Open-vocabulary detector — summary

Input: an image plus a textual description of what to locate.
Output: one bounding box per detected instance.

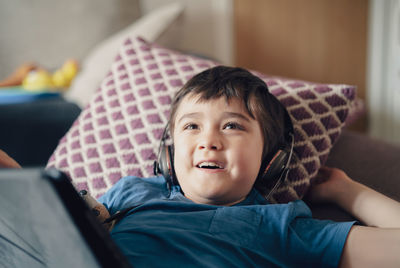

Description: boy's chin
[184,191,244,206]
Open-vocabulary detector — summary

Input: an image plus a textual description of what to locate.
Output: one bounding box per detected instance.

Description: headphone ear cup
[158,145,176,185]
[263,149,289,182]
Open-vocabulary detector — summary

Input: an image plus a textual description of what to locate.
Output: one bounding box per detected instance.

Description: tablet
[0,168,131,267]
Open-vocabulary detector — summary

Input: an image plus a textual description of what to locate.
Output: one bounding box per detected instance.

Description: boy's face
[172,94,264,206]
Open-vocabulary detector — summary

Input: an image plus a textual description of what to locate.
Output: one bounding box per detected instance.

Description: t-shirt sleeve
[98,176,168,215]
[286,201,356,267]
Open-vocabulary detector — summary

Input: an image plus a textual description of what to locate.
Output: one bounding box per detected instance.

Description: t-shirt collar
[169,186,268,206]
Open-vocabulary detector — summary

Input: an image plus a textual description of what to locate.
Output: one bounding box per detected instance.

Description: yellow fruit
[22,69,54,91]
[61,59,79,81]
[52,69,69,88]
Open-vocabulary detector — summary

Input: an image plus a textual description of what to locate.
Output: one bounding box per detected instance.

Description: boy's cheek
[173,148,190,178]
[173,138,193,161]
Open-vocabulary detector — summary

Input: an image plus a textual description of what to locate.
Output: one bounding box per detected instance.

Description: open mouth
[196,162,224,169]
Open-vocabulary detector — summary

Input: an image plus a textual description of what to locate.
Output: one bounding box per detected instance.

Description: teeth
[198,162,222,169]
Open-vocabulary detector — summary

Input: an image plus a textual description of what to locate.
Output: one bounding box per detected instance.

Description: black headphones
[257,109,294,200]
[153,106,294,199]
[153,124,177,193]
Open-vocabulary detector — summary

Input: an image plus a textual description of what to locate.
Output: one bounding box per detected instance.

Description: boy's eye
[183,123,199,130]
[223,122,244,130]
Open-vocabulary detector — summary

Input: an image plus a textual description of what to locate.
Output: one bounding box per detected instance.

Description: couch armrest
[0,97,81,166]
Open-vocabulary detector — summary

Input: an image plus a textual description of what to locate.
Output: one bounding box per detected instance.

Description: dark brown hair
[168,66,292,190]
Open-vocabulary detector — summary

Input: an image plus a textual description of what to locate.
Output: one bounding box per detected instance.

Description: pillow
[47,37,355,203]
[65,2,184,108]
[344,97,365,127]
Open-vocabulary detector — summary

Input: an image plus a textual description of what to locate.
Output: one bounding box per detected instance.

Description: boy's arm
[0,149,21,168]
[307,166,400,227]
[308,166,400,267]
[339,226,400,268]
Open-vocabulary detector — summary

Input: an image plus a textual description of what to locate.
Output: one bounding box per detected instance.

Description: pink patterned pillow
[47,37,355,203]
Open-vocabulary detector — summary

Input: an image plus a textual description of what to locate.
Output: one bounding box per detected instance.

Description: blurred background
[0,0,399,165]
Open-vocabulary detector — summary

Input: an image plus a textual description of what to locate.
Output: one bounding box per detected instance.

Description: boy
[98,66,400,267]
[2,66,400,267]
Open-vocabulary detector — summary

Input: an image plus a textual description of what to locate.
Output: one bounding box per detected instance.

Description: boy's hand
[305,166,351,204]
[79,190,112,231]
[0,149,21,168]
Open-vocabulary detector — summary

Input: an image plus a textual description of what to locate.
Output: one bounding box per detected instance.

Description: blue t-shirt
[99,176,355,268]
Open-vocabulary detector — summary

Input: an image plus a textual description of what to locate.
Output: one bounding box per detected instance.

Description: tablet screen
[0,168,128,267]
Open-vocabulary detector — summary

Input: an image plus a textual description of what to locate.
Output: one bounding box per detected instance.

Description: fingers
[311,166,332,185]
[0,150,22,168]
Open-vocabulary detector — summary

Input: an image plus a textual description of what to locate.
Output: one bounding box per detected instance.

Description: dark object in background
[0,97,81,166]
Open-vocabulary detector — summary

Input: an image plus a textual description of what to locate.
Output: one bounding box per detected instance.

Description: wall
[234,0,368,132]
[0,0,141,79]
[5,0,398,144]
[368,0,400,144]
[140,0,234,65]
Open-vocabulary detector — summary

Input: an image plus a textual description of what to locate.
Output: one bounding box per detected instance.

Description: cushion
[65,2,184,108]
[344,97,365,127]
[47,37,355,203]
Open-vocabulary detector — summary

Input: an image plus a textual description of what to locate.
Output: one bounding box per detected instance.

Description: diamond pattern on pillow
[47,37,355,203]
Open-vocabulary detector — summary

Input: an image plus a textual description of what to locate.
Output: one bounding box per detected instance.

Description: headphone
[153,105,295,199]
[153,124,177,193]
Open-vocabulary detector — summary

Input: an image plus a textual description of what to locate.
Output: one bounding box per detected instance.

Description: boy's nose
[198,131,222,150]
